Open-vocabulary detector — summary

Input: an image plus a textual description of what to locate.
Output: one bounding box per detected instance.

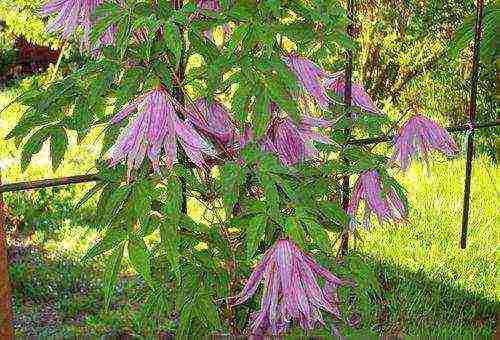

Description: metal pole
[346,120,500,146]
[0,172,14,339]
[0,174,100,193]
[0,121,497,194]
[460,0,485,249]
[340,0,354,256]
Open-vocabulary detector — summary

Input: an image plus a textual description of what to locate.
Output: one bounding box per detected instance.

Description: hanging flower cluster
[187,97,239,147]
[347,170,407,229]
[230,238,351,335]
[260,115,334,167]
[391,114,458,171]
[324,73,385,116]
[41,0,115,51]
[108,87,215,178]
[283,54,386,115]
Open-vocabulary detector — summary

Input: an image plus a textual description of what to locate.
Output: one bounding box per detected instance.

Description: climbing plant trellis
[0,0,498,337]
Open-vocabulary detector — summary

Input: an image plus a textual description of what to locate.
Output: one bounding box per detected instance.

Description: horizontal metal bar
[346,120,500,146]
[0,119,498,193]
[0,174,100,193]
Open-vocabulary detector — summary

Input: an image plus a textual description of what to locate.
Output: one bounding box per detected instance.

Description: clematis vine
[283,53,330,108]
[230,238,351,335]
[108,87,215,179]
[324,73,385,116]
[347,170,407,229]
[41,0,116,51]
[391,115,458,171]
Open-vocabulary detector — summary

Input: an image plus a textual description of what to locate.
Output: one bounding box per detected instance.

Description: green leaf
[74,182,105,211]
[283,216,306,248]
[129,179,154,220]
[221,162,243,216]
[319,201,348,226]
[246,214,266,261]
[20,127,51,172]
[298,212,331,254]
[128,235,153,287]
[160,221,180,281]
[254,87,270,137]
[49,126,68,171]
[82,227,127,263]
[115,13,132,59]
[163,22,183,65]
[103,242,124,311]
[232,79,251,129]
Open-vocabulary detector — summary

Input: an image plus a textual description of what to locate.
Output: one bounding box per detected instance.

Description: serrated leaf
[82,227,127,262]
[20,127,51,172]
[232,80,250,128]
[160,221,180,281]
[283,216,306,248]
[319,201,348,226]
[49,126,68,171]
[74,182,105,211]
[128,235,153,287]
[221,162,243,216]
[246,213,266,261]
[103,242,124,311]
[254,87,270,137]
[163,22,182,65]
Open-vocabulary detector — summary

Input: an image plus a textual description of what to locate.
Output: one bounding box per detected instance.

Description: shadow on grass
[7,240,496,337]
[340,251,496,337]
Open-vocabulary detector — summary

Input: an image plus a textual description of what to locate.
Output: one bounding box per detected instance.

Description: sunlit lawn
[1,88,498,336]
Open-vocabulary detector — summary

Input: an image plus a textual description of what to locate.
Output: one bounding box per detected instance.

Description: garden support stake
[340,0,355,256]
[0,172,14,339]
[460,0,484,249]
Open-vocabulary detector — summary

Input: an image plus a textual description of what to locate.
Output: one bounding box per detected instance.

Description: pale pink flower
[391,115,458,171]
[230,238,351,335]
[187,97,238,146]
[283,53,330,108]
[261,114,334,167]
[347,170,407,229]
[109,87,215,178]
[324,72,385,115]
[41,0,115,50]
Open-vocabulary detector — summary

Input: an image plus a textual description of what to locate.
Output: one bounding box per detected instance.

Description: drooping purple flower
[108,87,215,178]
[391,115,458,171]
[283,53,330,108]
[230,238,350,335]
[187,97,238,146]
[41,0,116,51]
[324,73,385,115]
[347,170,407,229]
[261,114,334,167]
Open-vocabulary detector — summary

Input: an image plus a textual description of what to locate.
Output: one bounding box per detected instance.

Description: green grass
[0,87,498,336]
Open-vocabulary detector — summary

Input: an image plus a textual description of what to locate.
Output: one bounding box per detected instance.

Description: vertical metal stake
[340,0,354,256]
[0,172,14,339]
[460,0,484,249]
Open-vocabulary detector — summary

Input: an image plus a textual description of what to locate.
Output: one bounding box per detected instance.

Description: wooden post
[0,172,14,339]
[460,0,485,249]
